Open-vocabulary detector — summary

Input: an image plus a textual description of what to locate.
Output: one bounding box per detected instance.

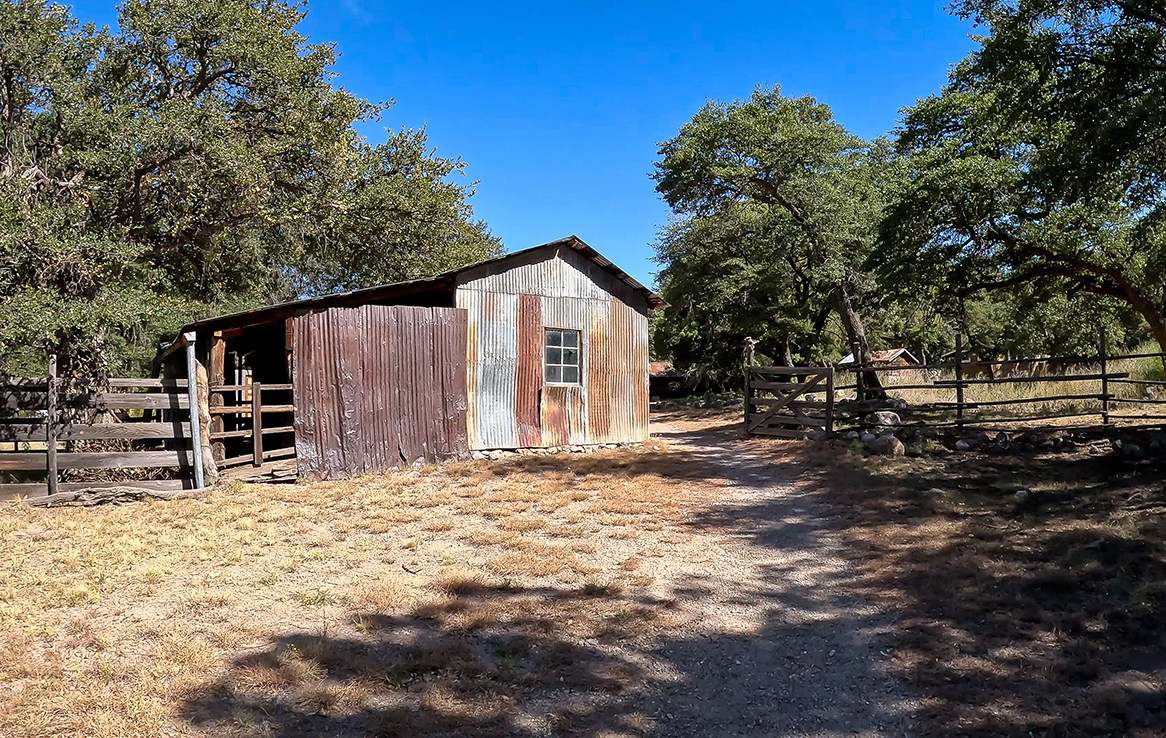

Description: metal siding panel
[291,305,469,479]
[587,298,612,444]
[540,296,590,444]
[457,289,480,450]
[476,292,518,449]
[515,294,543,447]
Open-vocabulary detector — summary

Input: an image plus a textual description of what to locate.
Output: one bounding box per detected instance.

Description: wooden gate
[745,366,835,438]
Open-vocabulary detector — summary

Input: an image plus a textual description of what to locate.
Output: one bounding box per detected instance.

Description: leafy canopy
[0,0,498,375]
[877,0,1166,354]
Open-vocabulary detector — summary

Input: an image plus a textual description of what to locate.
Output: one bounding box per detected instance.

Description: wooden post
[46,355,58,496]
[743,337,757,436]
[208,331,226,463]
[184,332,206,489]
[1099,327,1110,426]
[852,341,864,403]
[825,365,835,435]
[954,332,965,431]
[252,381,263,466]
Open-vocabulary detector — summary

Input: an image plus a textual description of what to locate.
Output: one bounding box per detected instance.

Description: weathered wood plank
[0,479,192,500]
[0,450,196,470]
[67,393,189,411]
[0,421,188,442]
[209,425,295,440]
[218,446,296,469]
[210,404,294,415]
[106,378,188,389]
[210,383,293,392]
[748,414,829,428]
[747,426,814,438]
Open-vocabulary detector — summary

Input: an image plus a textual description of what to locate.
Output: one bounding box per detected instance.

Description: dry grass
[0,438,722,738]
[797,438,1166,737]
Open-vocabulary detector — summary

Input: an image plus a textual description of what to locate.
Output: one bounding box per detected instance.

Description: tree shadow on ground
[693,437,1166,737]
[179,581,909,737]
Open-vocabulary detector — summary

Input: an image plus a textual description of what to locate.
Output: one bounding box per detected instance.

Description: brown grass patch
[0,432,728,737]
[795,438,1166,737]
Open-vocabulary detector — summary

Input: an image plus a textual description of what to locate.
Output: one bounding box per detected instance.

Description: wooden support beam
[209,331,226,463]
[184,332,205,489]
[46,355,58,496]
[252,381,263,466]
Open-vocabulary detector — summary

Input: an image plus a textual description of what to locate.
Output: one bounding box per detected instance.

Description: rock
[1150,438,1161,452]
[969,431,992,447]
[869,435,905,456]
[995,431,1011,444]
[860,433,877,445]
[1014,489,1031,503]
[925,487,947,496]
[1122,443,1145,458]
[954,439,972,451]
[868,411,901,427]
[844,430,860,440]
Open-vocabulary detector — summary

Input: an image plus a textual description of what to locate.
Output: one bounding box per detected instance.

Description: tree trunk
[1122,286,1166,375]
[833,282,885,398]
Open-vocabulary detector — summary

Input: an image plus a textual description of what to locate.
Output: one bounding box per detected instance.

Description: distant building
[837,348,924,384]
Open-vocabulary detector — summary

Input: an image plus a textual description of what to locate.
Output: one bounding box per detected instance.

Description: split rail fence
[746,332,1166,438]
[0,359,202,501]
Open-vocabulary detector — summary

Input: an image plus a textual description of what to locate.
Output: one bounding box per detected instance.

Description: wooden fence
[833,335,1166,432]
[745,332,1166,438]
[744,365,835,438]
[0,358,204,501]
[209,381,297,479]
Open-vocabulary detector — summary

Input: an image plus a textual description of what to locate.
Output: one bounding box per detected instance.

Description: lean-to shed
[162,236,664,481]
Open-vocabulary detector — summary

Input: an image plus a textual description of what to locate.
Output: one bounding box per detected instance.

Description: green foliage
[0,0,498,375]
[652,86,889,380]
[877,1,1166,355]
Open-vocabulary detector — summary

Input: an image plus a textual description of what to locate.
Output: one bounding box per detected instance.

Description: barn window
[545,329,581,384]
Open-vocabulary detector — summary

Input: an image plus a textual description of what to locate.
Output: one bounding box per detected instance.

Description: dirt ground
[1,412,914,738]
[803,430,1166,738]
[9,411,1161,738]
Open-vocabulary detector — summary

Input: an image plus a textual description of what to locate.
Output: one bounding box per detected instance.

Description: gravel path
[639,419,916,737]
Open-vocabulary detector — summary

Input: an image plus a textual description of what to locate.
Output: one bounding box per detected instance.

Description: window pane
[546,330,562,347]
[545,347,561,365]
[562,347,579,367]
[562,331,579,348]
[562,366,579,384]
[546,365,562,383]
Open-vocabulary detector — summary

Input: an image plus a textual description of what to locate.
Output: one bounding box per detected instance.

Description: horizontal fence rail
[827,330,1166,433]
[0,352,205,501]
[744,365,835,439]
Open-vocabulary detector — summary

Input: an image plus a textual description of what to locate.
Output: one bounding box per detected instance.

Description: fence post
[252,381,263,466]
[184,332,206,489]
[825,366,835,435]
[852,340,864,402]
[954,332,965,431]
[46,355,58,496]
[1099,327,1110,426]
[743,337,757,436]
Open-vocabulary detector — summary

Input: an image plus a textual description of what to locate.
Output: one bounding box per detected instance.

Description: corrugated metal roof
[171,235,665,341]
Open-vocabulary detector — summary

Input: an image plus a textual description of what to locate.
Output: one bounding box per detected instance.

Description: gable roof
[175,235,665,338]
[837,348,922,366]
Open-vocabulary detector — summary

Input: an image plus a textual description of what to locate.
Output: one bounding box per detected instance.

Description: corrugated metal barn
[163,236,664,481]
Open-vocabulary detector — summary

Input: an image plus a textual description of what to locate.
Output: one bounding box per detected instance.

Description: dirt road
[639,416,915,737]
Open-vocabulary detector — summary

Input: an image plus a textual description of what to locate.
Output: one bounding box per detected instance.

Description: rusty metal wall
[292,305,469,481]
[456,247,650,449]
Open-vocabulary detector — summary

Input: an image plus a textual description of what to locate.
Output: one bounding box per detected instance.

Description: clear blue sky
[72,0,978,288]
